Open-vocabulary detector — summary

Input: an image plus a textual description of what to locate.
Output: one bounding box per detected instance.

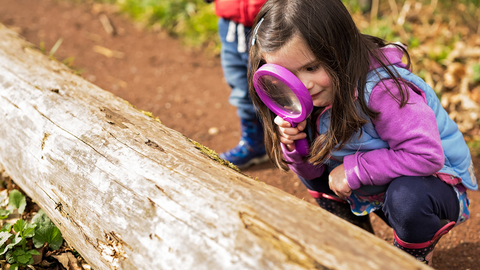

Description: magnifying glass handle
[295,138,309,156]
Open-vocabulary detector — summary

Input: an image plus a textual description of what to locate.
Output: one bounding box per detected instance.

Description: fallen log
[0,24,429,270]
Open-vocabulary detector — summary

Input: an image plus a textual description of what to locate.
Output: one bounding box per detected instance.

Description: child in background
[204,0,268,169]
[248,0,477,265]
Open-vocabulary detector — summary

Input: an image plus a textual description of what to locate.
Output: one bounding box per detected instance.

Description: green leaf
[13,249,28,264]
[0,231,13,256]
[28,249,40,256]
[12,219,25,234]
[23,225,36,239]
[32,210,53,228]
[32,209,64,249]
[0,246,7,256]
[7,190,26,214]
[0,231,13,247]
[12,219,36,238]
[6,250,14,263]
[1,223,13,232]
[48,227,63,250]
[0,235,22,256]
[472,64,480,83]
[12,248,34,265]
[0,209,11,219]
[33,224,63,250]
[9,263,19,270]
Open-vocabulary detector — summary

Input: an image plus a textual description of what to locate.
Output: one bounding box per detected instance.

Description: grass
[94,0,220,52]
[87,0,479,70]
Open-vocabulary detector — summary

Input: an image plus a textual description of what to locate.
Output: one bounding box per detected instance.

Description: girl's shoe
[314,193,374,233]
[393,220,455,265]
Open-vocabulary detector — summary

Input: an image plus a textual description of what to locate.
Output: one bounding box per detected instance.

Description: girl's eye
[306,65,320,72]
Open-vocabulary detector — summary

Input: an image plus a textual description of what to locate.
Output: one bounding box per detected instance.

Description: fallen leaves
[52,252,82,270]
[355,1,480,141]
[443,62,466,89]
[440,42,480,138]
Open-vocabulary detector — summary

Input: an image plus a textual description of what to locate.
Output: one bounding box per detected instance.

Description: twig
[49,38,63,56]
[99,14,116,36]
[477,8,480,35]
[370,0,379,23]
[428,0,438,16]
[397,1,411,26]
[93,45,124,59]
[388,0,399,20]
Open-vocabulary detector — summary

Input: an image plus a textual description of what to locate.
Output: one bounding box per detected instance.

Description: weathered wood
[0,24,429,270]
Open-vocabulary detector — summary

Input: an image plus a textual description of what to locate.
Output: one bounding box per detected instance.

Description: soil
[1,0,479,269]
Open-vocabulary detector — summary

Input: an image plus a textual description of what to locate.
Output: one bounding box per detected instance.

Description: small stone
[208,127,219,135]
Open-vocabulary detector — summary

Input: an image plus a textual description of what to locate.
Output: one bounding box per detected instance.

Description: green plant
[0,190,64,269]
[5,219,39,269]
[32,210,64,250]
[472,64,480,83]
[467,139,480,157]
[92,0,218,49]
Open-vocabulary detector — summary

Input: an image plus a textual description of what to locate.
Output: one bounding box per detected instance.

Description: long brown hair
[248,0,411,170]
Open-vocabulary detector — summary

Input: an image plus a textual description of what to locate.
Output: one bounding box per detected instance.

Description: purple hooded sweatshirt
[282,46,445,190]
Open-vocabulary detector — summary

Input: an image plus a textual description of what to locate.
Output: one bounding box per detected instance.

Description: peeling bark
[0,24,429,270]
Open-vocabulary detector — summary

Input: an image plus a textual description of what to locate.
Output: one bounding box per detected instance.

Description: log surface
[0,24,428,270]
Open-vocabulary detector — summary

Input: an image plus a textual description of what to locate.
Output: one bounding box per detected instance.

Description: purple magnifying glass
[253,64,313,156]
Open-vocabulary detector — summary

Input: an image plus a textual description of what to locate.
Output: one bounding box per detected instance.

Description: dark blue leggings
[300,172,460,243]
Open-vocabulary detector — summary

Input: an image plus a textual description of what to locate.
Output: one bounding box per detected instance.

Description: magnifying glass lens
[259,75,302,116]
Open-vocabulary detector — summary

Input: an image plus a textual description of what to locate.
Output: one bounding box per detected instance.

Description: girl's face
[262,36,333,108]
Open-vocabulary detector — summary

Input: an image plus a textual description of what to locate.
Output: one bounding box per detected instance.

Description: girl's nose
[299,75,314,90]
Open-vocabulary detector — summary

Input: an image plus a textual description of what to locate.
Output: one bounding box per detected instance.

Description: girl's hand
[329,164,352,198]
[274,116,307,151]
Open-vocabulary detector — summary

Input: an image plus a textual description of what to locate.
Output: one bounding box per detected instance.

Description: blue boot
[219,118,269,169]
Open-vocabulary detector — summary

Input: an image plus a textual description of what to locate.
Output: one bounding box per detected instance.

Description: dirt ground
[1,0,479,269]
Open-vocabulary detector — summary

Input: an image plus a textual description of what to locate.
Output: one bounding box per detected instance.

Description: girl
[248,0,477,265]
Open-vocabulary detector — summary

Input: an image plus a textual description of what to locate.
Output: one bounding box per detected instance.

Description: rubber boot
[393,220,456,266]
[313,191,374,233]
[219,118,268,169]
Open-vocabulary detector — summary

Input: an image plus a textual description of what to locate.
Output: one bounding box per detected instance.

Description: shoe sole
[235,154,269,170]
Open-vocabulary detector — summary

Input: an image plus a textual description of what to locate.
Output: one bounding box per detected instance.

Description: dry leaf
[52,252,83,270]
[443,92,480,133]
[32,244,47,265]
[443,62,466,89]
[470,86,480,104]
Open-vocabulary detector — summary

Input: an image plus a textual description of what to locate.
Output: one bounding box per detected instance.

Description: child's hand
[274,116,307,151]
[328,164,352,198]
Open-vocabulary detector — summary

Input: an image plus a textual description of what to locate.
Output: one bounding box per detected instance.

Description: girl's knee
[383,176,434,220]
[385,176,430,204]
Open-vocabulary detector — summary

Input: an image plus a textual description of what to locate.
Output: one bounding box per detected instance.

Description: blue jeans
[218,18,257,120]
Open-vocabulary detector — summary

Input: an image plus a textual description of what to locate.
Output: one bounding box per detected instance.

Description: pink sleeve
[344,80,445,190]
[281,144,325,180]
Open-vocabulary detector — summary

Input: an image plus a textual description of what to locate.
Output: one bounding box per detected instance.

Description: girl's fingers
[275,115,306,145]
[279,136,294,145]
[278,126,299,136]
[279,134,305,148]
[274,116,291,127]
[279,131,306,142]
[297,119,307,131]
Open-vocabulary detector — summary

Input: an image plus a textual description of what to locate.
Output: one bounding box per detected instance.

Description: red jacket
[214,0,266,27]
